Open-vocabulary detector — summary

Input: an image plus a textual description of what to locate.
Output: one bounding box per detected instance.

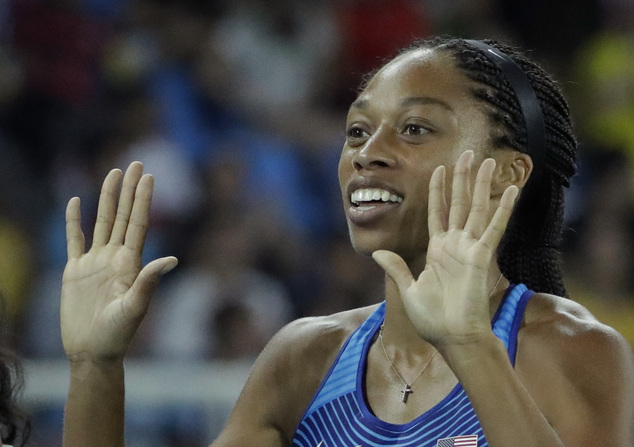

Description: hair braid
[0,298,30,446]
[402,37,578,296]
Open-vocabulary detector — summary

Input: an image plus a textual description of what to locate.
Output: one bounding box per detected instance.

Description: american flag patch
[436,434,478,446]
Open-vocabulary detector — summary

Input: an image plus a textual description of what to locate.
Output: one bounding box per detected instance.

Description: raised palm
[61,162,177,362]
[373,151,519,346]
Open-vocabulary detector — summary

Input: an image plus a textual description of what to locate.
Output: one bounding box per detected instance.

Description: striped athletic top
[292,283,534,447]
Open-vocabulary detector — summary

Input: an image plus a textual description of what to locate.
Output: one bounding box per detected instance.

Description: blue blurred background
[0,0,633,445]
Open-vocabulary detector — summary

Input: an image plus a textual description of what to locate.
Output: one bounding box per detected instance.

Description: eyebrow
[351,96,455,113]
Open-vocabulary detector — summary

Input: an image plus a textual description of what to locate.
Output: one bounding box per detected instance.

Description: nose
[351,130,397,171]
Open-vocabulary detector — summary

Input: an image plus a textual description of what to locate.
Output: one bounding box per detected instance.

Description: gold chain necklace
[379,272,504,403]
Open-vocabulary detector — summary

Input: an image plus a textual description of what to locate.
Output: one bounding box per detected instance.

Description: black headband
[464,40,546,170]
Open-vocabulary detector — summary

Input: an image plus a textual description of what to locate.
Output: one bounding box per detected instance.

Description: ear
[491,151,533,197]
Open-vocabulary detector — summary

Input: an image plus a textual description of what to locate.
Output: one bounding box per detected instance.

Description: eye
[346,125,370,144]
[402,123,430,136]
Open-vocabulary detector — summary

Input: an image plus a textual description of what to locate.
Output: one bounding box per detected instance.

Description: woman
[61,37,634,446]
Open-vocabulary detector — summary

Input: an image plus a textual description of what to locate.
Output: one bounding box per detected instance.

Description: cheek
[406,175,433,227]
[337,148,352,191]
[455,113,494,154]
[402,153,438,198]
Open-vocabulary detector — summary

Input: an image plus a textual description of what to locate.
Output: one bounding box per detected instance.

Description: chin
[350,231,428,264]
[348,231,396,258]
[347,238,374,257]
[350,245,375,258]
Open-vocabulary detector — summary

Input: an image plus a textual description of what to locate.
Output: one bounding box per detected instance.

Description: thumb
[125,256,178,318]
[372,250,414,292]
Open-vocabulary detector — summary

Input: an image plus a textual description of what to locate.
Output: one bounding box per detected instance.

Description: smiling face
[338,48,497,266]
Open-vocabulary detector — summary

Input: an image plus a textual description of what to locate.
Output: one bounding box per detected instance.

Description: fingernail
[161,258,178,275]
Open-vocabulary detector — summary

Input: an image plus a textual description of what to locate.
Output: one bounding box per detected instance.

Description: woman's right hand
[61,162,177,364]
[373,151,518,349]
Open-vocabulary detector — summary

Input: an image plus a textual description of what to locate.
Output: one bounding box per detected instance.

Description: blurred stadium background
[0,0,633,445]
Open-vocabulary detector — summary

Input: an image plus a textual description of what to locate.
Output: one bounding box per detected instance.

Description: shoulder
[271,304,379,359]
[521,292,632,357]
[519,292,633,374]
[263,304,379,399]
[517,293,634,442]
[218,304,380,444]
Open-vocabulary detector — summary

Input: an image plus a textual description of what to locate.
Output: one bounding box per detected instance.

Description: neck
[381,259,508,351]
[382,280,433,357]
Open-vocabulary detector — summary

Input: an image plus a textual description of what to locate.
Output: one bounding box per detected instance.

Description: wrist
[65,355,126,447]
[435,331,507,370]
[68,355,125,381]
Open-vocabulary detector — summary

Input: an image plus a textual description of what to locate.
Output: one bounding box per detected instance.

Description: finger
[124,256,178,319]
[65,197,85,260]
[427,165,447,236]
[372,250,414,293]
[110,162,144,245]
[448,150,474,230]
[464,158,496,238]
[480,185,519,253]
[124,174,154,253]
[92,168,122,247]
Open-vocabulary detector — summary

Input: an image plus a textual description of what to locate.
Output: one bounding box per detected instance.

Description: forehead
[356,48,475,110]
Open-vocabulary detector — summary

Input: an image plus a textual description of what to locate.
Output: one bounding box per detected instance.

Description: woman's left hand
[373,150,518,348]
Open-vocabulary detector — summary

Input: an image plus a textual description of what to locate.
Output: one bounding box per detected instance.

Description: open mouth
[351,188,403,210]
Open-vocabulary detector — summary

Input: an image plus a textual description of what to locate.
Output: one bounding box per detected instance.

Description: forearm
[63,359,126,447]
[439,333,564,447]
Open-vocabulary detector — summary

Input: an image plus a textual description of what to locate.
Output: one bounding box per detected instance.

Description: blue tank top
[292,284,534,447]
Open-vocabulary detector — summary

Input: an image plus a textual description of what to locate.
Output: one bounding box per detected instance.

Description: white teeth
[351,188,403,205]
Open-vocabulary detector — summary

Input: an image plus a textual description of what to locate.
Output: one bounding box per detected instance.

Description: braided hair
[400,37,578,297]
[0,297,30,446]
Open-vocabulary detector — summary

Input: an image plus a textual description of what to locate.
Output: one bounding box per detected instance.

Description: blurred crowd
[0,0,633,444]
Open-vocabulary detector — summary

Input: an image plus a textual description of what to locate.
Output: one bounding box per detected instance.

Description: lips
[345,179,404,225]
